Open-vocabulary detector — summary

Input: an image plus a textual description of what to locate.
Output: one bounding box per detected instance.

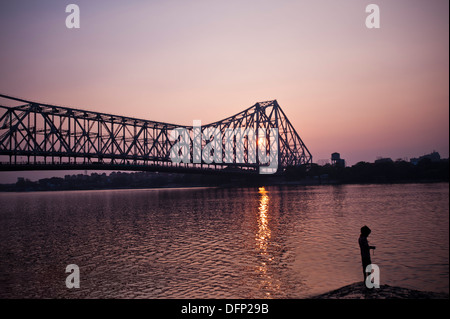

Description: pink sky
[0,0,448,182]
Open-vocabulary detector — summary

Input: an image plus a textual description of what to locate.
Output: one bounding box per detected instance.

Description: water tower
[331,152,345,167]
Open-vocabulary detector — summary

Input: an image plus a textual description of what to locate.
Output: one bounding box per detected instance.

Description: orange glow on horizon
[0,0,447,170]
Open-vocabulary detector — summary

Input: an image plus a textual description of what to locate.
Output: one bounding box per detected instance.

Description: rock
[311,282,449,299]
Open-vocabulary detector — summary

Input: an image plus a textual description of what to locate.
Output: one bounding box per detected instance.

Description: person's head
[360,225,371,237]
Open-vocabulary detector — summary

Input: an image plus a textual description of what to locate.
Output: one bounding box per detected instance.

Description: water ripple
[0,184,448,298]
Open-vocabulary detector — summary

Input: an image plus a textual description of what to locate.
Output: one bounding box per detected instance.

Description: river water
[0,183,448,298]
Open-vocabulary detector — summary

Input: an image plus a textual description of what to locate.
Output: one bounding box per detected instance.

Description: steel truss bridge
[0,94,312,175]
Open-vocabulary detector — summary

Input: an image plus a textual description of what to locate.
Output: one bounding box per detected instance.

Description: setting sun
[257,137,267,146]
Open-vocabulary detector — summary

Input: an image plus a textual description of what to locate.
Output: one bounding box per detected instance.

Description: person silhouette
[359,225,376,283]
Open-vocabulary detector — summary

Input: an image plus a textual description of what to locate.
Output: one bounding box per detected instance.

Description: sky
[0,0,448,182]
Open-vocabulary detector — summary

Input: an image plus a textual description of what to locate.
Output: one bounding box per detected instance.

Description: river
[0,183,448,298]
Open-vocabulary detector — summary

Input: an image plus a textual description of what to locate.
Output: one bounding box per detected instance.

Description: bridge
[0,94,312,175]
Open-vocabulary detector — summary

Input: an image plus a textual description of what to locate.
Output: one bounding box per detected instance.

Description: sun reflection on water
[257,187,271,250]
[256,187,281,297]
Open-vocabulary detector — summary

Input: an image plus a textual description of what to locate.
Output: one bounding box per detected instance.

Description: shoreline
[0,179,448,193]
[310,282,449,299]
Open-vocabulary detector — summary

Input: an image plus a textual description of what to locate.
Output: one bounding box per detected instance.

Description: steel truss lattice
[0,94,312,174]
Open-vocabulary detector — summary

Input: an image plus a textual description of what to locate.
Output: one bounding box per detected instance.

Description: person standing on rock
[359,225,376,283]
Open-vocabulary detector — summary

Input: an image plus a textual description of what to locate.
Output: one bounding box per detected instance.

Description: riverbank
[311,282,449,299]
[0,170,448,192]
[1,157,448,192]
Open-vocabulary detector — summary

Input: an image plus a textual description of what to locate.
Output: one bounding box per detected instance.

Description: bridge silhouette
[0,94,312,175]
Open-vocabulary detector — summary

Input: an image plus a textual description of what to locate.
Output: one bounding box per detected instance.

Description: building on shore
[375,157,393,164]
[410,151,441,165]
[331,152,345,167]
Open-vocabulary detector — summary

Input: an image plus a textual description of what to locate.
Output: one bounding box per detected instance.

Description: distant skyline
[0,0,448,183]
